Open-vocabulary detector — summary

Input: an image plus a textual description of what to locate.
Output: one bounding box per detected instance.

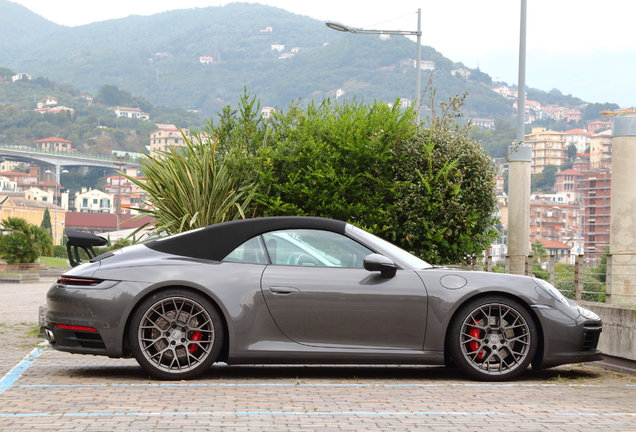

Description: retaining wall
[579,301,636,361]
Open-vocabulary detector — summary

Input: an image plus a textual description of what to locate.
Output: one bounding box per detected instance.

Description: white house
[11,73,31,82]
[199,56,214,64]
[420,60,436,70]
[271,45,284,52]
[36,97,58,109]
[25,187,54,203]
[0,176,17,192]
[451,68,471,79]
[74,189,114,213]
[261,107,275,119]
[114,107,150,120]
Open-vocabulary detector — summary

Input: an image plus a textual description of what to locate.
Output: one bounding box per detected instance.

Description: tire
[448,295,537,381]
[129,289,224,380]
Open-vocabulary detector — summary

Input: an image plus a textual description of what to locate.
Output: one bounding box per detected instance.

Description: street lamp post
[326,9,422,115]
[45,168,68,245]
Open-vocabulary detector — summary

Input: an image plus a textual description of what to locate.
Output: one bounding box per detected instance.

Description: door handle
[269,286,299,295]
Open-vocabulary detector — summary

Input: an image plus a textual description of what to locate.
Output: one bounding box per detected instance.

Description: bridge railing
[0,144,143,163]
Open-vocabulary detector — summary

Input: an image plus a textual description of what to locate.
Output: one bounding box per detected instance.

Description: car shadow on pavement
[61,362,604,383]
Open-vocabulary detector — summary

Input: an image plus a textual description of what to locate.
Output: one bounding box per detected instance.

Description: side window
[262,229,373,268]
[223,237,267,264]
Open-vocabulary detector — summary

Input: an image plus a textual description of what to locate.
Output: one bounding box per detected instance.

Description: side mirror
[363,254,397,278]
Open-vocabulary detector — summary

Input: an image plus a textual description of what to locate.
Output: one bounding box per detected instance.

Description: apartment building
[525,127,567,174]
[149,125,192,158]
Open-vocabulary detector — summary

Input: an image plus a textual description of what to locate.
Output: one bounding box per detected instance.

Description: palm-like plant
[125,133,256,237]
[0,217,54,263]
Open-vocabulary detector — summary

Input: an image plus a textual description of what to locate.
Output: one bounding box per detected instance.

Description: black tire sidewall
[129,288,224,380]
[449,295,537,381]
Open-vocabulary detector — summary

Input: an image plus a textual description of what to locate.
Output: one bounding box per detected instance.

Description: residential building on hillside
[587,120,611,132]
[73,188,113,213]
[564,128,592,154]
[36,97,58,109]
[513,100,541,111]
[530,238,572,264]
[34,137,73,152]
[261,107,275,118]
[0,167,40,191]
[540,105,568,121]
[199,56,214,64]
[102,167,147,214]
[589,129,612,169]
[529,200,578,244]
[566,109,582,123]
[492,86,517,99]
[554,168,582,204]
[0,160,25,172]
[24,187,53,202]
[579,169,611,255]
[419,60,436,70]
[79,93,93,104]
[46,106,75,115]
[469,118,495,129]
[11,73,31,82]
[525,127,567,174]
[450,68,471,79]
[0,176,17,192]
[149,125,192,158]
[114,106,150,120]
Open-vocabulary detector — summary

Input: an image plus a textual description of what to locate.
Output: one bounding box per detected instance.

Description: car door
[260,229,428,350]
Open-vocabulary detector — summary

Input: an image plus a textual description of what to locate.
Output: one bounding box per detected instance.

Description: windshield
[349,225,433,269]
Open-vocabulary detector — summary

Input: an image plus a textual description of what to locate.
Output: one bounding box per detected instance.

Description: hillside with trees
[1,1,521,120]
[0,0,621,164]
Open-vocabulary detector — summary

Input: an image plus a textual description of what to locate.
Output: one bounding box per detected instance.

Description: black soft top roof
[145,216,347,261]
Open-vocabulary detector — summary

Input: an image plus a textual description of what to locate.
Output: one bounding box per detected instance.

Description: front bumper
[533,304,603,368]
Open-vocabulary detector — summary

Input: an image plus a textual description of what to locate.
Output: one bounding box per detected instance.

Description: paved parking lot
[1,283,635,431]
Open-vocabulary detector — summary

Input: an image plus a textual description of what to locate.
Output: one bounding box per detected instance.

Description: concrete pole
[507,0,531,275]
[609,116,636,305]
[415,8,421,116]
[507,146,532,274]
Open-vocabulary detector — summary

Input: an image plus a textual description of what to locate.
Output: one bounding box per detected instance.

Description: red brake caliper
[469,322,485,359]
[189,331,202,354]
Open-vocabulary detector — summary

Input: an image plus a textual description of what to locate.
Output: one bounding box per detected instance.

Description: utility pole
[507,0,531,275]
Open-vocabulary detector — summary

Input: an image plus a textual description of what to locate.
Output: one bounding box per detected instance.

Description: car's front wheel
[129,289,223,380]
[448,296,537,381]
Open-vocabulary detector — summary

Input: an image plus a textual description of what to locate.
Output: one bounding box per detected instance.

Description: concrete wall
[579,301,636,361]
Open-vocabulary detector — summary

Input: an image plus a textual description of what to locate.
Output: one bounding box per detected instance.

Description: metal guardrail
[480,253,636,304]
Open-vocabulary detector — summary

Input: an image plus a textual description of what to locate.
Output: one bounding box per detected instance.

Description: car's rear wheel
[129,289,223,380]
[449,296,537,381]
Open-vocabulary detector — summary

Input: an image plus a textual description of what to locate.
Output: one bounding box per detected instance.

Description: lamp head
[325,21,351,32]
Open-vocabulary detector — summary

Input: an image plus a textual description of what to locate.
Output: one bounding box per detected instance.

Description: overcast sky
[11,0,636,106]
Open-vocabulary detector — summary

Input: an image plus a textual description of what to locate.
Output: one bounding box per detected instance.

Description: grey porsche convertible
[42,216,602,381]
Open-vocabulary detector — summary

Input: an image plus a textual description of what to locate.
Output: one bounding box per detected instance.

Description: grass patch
[27,324,41,336]
[39,256,71,268]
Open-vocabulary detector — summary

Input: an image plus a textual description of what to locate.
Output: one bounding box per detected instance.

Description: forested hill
[0,0,518,119]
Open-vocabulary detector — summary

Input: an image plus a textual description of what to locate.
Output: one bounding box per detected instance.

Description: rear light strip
[57,277,103,286]
[56,324,99,332]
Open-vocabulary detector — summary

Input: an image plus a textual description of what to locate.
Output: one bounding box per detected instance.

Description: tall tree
[40,207,52,231]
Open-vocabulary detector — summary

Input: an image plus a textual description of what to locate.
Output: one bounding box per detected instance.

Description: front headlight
[534,278,569,305]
